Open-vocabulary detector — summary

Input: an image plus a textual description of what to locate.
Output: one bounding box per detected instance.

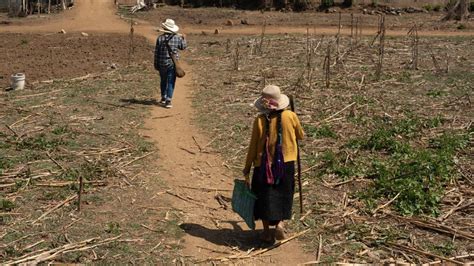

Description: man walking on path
[154,19,187,108]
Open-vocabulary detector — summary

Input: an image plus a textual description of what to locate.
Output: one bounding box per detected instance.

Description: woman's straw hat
[254,85,290,113]
[161,18,179,33]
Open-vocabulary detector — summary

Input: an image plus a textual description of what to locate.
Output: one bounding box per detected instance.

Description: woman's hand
[244,174,250,188]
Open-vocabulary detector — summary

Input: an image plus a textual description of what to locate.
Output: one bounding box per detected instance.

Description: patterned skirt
[251,161,295,223]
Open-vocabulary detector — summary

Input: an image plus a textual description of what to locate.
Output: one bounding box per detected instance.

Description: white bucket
[11,73,26,90]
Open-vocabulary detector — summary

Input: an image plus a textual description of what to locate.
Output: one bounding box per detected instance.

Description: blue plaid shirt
[154,33,187,70]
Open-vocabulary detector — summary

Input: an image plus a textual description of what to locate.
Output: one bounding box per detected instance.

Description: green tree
[343,0,354,7]
[320,0,334,9]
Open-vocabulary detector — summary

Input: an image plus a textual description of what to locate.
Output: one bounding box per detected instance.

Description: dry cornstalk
[393,215,474,240]
[301,162,323,174]
[0,212,21,216]
[305,28,315,89]
[299,210,312,221]
[320,102,356,123]
[323,45,331,89]
[225,38,230,53]
[179,146,196,155]
[386,242,463,264]
[166,190,218,210]
[355,17,359,44]
[350,13,354,46]
[6,235,123,264]
[192,136,203,152]
[31,194,78,224]
[149,241,162,252]
[336,12,341,56]
[201,229,311,262]
[46,152,66,172]
[316,234,323,261]
[21,240,45,252]
[77,175,84,212]
[177,185,231,192]
[5,124,19,137]
[232,42,240,71]
[375,15,386,81]
[438,199,472,221]
[358,74,365,89]
[141,224,160,232]
[258,20,266,55]
[372,192,401,216]
[119,150,156,168]
[445,46,450,73]
[407,24,419,70]
[35,180,107,187]
[428,45,441,72]
[9,114,34,127]
[427,253,474,265]
[128,18,135,66]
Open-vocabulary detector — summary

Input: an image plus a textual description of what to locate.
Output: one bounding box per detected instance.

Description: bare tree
[443,0,470,21]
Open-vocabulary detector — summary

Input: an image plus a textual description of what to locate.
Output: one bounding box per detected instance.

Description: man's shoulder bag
[165,36,186,78]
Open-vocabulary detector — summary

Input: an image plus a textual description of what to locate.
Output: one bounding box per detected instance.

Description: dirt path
[190,25,474,37]
[1,1,314,264]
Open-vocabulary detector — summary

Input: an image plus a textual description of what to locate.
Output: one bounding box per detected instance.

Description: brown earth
[0,33,151,87]
[1,0,314,264]
[127,5,474,36]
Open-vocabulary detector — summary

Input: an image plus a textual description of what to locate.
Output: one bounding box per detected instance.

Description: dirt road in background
[1,0,314,263]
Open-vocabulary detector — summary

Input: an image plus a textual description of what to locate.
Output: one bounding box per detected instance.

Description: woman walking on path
[243,85,304,243]
[154,19,187,108]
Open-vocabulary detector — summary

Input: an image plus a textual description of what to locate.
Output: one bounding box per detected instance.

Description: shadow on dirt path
[1,0,315,264]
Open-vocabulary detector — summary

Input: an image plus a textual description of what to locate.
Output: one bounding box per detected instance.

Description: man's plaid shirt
[154,33,187,70]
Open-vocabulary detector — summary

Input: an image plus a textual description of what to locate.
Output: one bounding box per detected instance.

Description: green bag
[231,179,257,230]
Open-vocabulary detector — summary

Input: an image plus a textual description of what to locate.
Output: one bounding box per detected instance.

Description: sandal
[259,230,274,243]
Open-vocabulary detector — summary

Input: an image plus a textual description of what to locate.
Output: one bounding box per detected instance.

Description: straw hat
[254,85,290,113]
[161,18,179,33]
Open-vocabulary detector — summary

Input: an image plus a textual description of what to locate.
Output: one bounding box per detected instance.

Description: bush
[470,1,474,12]
[342,0,354,7]
[320,0,334,9]
[424,4,433,11]
[0,198,15,211]
[367,145,458,216]
[348,118,468,216]
[293,0,313,11]
[304,124,338,139]
[433,4,442,11]
[320,150,361,179]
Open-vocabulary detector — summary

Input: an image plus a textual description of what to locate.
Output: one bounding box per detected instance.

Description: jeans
[158,65,176,101]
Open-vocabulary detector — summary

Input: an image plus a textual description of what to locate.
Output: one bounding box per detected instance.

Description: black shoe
[165,100,172,108]
[160,97,166,104]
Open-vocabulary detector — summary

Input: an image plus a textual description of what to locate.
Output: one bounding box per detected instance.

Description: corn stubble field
[189,28,473,263]
[0,61,183,263]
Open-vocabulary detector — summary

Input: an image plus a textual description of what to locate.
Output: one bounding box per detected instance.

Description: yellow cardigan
[243,110,304,176]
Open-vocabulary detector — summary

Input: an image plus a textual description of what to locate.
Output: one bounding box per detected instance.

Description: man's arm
[154,37,161,70]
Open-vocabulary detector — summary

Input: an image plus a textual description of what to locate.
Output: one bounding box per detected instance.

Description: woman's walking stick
[289,95,304,215]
